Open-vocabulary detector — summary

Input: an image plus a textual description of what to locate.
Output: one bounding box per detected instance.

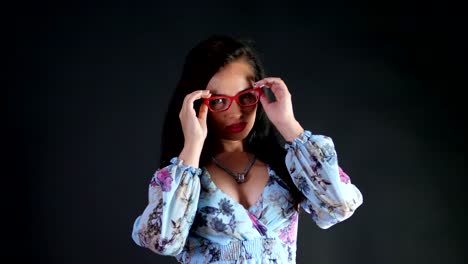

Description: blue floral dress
[132,130,363,263]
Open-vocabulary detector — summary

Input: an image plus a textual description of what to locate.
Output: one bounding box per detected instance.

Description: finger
[259,92,270,107]
[254,77,284,87]
[197,93,212,113]
[184,90,209,103]
[184,90,210,105]
[181,90,208,119]
[255,78,285,91]
[198,103,209,123]
[184,90,211,111]
[255,78,289,98]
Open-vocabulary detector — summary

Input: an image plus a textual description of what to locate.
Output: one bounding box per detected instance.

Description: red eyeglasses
[203,87,263,112]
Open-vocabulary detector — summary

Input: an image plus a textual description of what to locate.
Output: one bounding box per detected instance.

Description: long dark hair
[159,34,304,210]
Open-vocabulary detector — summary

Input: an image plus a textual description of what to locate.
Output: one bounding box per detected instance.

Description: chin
[218,125,254,142]
[223,131,250,141]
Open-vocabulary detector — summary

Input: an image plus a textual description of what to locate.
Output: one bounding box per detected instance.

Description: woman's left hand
[254,77,304,141]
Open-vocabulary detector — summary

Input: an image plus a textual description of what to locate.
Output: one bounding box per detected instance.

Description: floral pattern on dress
[151,167,173,192]
[132,130,363,263]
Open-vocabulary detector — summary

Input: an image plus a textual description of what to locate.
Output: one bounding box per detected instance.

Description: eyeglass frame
[203,87,263,113]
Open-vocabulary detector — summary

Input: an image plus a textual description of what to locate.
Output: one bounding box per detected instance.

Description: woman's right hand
[179,90,212,148]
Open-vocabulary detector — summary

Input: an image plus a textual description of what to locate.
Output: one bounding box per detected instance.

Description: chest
[205,163,269,210]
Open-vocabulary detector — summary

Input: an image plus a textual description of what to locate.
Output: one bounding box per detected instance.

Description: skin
[205,59,258,152]
[178,58,304,209]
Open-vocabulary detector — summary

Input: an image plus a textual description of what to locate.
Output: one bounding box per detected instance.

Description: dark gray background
[12,0,465,263]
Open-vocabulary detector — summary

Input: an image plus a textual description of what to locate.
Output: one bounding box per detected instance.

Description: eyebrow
[211,75,256,96]
[211,86,253,96]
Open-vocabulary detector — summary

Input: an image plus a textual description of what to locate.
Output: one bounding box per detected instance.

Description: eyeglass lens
[208,90,260,111]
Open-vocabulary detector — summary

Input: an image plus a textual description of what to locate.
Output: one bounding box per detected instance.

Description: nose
[223,99,243,118]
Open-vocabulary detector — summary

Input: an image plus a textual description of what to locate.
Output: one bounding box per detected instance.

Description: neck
[211,138,246,154]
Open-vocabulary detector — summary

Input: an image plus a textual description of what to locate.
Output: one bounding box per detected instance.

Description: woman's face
[206,59,257,142]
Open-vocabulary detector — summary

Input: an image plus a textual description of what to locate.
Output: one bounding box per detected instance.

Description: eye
[210,98,227,105]
[208,98,230,111]
[239,91,259,105]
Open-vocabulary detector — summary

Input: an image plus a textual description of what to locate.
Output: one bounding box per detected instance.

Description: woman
[131,34,363,263]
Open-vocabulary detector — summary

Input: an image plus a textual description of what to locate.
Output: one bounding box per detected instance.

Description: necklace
[211,154,256,183]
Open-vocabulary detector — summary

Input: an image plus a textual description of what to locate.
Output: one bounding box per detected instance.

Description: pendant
[235,173,245,183]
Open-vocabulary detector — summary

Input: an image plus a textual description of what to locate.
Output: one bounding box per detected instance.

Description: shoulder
[253,159,268,168]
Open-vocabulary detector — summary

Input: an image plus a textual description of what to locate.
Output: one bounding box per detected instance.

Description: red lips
[226,122,247,133]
